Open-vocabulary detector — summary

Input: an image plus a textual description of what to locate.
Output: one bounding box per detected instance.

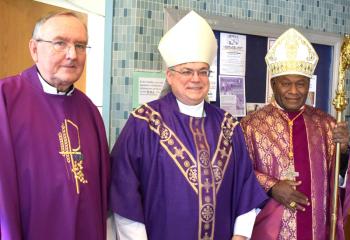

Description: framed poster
[132,71,165,108]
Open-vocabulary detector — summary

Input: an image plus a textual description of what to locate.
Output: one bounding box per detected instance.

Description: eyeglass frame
[169,68,212,78]
[35,39,91,54]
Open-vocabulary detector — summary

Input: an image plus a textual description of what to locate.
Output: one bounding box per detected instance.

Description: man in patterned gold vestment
[241,28,350,240]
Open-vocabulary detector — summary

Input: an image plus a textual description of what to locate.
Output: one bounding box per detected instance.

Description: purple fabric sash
[289,111,313,240]
[251,199,283,240]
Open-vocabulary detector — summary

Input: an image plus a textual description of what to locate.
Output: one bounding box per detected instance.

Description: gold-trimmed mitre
[265,28,319,78]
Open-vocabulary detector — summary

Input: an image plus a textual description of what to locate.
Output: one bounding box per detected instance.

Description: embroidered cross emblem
[194,128,204,141]
[219,148,227,157]
[203,178,212,193]
[174,147,185,160]
[58,119,88,194]
[202,232,211,240]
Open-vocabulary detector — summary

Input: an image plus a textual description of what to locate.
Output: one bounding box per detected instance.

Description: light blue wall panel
[108,0,350,144]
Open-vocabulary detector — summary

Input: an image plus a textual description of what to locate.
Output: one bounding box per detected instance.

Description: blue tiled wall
[109,0,350,144]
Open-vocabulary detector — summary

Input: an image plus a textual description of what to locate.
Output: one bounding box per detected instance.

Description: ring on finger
[289,201,296,208]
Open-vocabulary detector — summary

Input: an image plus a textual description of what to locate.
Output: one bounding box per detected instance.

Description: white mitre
[158,10,217,67]
[265,28,319,78]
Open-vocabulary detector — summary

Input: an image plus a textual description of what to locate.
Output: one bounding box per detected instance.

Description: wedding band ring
[289,201,296,208]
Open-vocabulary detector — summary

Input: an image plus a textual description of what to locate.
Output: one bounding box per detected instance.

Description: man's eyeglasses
[35,39,91,54]
[170,68,212,78]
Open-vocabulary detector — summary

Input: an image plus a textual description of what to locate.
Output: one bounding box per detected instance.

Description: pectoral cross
[282,167,299,180]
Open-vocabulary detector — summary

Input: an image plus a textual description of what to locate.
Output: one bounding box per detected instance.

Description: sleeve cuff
[114,213,148,240]
[233,209,258,238]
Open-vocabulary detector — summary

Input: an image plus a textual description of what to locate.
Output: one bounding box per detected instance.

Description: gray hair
[32,11,88,39]
[159,80,172,98]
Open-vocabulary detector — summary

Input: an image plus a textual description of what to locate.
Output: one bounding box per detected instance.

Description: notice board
[211,30,333,114]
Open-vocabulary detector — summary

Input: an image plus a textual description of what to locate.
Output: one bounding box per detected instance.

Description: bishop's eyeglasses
[169,68,212,78]
[35,39,91,54]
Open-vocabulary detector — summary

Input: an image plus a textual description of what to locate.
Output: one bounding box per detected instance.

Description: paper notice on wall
[219,75,246,117]
[132,72,165,108]
[220,33,246,76]
[306,75,317,107]
[208,55,218,102]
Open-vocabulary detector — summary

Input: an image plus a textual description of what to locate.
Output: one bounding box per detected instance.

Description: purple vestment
[241,103,350,240]
[110,92,267,240]
[0,66,110,240]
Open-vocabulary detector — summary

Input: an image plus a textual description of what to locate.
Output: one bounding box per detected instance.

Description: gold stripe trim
[132,104,198,193]
[211,112,238,193]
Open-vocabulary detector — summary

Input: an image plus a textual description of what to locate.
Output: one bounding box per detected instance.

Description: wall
[0,0,87,92]
[86,13,105,114]
[109,0,350,145]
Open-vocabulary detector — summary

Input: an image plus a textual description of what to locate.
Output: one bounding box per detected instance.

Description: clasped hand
[271,180,310,211]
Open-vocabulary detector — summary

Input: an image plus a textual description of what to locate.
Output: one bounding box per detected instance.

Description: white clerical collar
[176,99,205,117]
[37,73,74,96]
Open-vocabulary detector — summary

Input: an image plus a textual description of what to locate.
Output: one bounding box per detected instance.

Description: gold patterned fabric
[265,28,319,78]
[241,104,336,240]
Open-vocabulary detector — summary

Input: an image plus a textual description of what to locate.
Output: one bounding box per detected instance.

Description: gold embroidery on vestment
[132,104,238,240]
[58,119,87,194]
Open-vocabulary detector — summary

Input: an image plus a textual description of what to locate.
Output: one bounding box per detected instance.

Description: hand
[332,121,349,153]
[270,180,310,211]
[232,235,247,240]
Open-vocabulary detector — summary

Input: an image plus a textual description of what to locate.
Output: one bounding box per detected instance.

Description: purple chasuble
[0,66,110,240]
[110,92,267,240]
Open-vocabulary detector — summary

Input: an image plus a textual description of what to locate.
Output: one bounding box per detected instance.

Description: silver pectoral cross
[282,167,299,180]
